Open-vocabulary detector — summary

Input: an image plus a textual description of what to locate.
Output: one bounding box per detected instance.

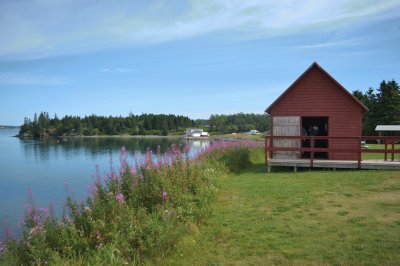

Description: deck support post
[310,136,314,168]
[267,165,271,173]
[384,142,388,161]
[294,166,297,172]
[265,136,269,166]
[358,137,362,169]
[392,142,395,162]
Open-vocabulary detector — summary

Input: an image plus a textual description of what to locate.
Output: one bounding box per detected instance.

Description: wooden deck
[267,159,400,172]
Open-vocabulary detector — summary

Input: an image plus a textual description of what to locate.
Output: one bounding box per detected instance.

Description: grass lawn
[163,165,400,265]
[215,133,265,141]
[362,144,400,160]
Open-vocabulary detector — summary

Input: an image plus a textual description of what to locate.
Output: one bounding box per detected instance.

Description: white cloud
[300,38,368,49]
[101,68,137,73]
[0,72,68,86]
[0,0,399,59]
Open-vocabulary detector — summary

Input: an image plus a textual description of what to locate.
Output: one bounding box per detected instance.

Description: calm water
[0,128,209,237]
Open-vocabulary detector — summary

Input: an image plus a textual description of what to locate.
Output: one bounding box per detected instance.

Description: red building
[265,62,368,160]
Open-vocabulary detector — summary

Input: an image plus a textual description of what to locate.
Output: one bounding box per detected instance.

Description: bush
[0,140,263,264]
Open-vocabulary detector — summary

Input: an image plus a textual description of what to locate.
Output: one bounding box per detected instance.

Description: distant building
[185,128,209,138]
[249,130,260,135]
[375,125,400,136]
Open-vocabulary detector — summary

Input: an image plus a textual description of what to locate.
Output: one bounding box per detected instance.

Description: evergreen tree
[376,80,400,125]
[353,79,400,136]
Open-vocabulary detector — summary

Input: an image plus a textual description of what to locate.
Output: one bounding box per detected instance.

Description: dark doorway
[301,117,329,159]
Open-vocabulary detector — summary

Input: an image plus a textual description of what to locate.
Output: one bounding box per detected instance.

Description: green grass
[362,144,400,160]
[215,133,265,141]
[165,164,400,265]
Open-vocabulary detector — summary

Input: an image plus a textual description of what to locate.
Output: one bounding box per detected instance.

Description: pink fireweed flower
[156,159,163,169]
[118,167,125,176]
[91,184,98,197]
[111,172,117,181]
[33,214,40,226]
[116,193,124,204]
[24,203,32,216]
[145,164,151,171]
[119,146,128,168]
[39,207,48,220]
[144,147,153,169]
[95,164,100,179]
[162,191,168,201]
[129,166,135,176]
[157,145,161,157]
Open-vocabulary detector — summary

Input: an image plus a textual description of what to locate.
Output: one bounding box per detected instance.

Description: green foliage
[353,79,400,135]
[19,113,195,137]
[206,113,270,133]
[19,112,272,137]
[0,142,264,264]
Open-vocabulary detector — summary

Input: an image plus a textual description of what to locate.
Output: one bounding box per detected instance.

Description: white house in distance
[249,129,260,135]
[185,128,209,138]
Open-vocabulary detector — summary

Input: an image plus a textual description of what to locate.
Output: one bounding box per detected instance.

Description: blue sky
[0,0,399,125]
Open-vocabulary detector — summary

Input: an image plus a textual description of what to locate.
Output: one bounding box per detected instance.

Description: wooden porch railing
[265,136,400,168]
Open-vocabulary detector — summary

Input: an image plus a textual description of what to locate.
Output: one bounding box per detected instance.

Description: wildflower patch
[0,140,263,265]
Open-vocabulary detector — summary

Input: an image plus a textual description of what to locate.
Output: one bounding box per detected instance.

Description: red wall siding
[270,66,362,160]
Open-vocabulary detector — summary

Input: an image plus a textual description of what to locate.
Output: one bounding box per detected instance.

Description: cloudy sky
[0,0,399,125]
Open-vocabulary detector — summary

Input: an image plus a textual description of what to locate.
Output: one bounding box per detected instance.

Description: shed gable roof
[265,62,369,114]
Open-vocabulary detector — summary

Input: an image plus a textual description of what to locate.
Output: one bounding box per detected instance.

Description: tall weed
[0,140,263,264]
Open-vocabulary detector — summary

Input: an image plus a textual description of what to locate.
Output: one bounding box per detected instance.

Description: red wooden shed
[265,62,368,161]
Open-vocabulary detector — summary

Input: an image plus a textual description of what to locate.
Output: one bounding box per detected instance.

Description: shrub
[0,140,263,264]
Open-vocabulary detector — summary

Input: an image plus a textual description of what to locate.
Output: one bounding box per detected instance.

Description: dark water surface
[0,128,209,237]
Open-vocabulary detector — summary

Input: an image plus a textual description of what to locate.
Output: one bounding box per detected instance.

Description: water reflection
[20,137,204,163]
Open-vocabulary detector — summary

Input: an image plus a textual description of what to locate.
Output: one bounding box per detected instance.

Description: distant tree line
[19,113,195,137]
[353,79,400,135]
[19,112,271,137]
[205,113,270,133]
